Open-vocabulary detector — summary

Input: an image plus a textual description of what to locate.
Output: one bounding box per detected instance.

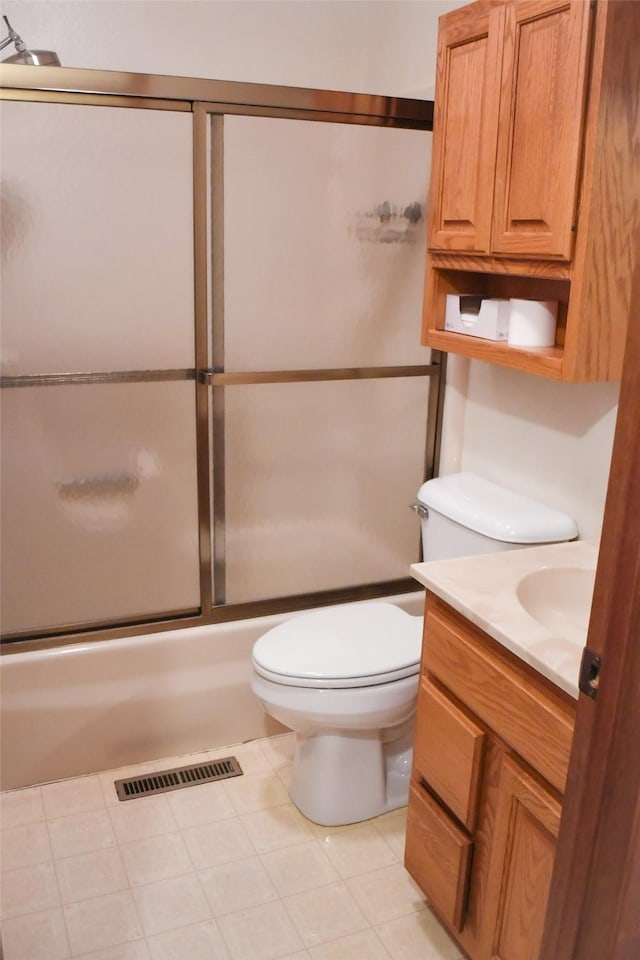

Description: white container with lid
[415,472,578,562]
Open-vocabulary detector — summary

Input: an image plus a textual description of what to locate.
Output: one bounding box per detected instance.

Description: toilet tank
[415,472,578,563]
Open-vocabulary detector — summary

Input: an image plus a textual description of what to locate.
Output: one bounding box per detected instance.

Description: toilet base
[289,721,413,826]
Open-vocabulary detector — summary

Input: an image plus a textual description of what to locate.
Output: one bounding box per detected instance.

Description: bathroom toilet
[251,472,578,826]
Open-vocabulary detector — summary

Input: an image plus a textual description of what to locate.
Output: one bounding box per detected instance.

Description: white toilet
[251,472,578,826]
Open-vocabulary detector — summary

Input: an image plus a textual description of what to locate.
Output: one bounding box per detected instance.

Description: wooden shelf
[425,328,564,379]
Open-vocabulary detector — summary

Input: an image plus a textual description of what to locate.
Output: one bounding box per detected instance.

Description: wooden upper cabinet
[422,0,640,382]
[429,0,592,261]
[491,0,593,258]
[428,3,504,253]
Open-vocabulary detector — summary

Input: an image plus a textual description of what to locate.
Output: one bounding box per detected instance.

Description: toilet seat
[252,602,422,689]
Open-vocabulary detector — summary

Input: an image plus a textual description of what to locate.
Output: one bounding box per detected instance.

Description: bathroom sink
[516,566,596,645]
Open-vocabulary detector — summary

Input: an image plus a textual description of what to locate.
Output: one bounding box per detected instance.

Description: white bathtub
[0,592,424,791]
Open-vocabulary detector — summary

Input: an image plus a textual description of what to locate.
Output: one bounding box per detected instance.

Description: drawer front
[424,599,575,794]
[405,782,473,931]
[413,677,486,830]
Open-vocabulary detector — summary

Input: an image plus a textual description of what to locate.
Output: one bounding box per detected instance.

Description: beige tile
[108,796,178,845]
[372,809,408,860]
[41,775,105,820]
[132,873,211,936]
[0,821,53,871]
[0,861,60,920]
[147,918,230,959]
[224,770,289,815]
[198,854,278,917]
[55,847,129,905]
[277,764,294,791]
[0,786,45,830]
[220,741,273,776]
[1,905,71,960]
[260,840,339,896]
[165,780,236,829]
[283,881,369,948]
[306,819,361,841]
[308,928,392,960]
[63,890,143,955]
[99,763,159,806]
[69,942,151,960]
[318,823,398,879]
[119,832,193,887]
[216,900,304,960]
[240,803,315,853]
[346,863,425,924]
[48,809,117,860]
[375,908,463,960]
[259,733,296,770]
[150,751,215,773]
[181,817,255,870]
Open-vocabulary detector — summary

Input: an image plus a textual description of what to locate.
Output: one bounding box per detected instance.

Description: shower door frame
[0,64,444,651]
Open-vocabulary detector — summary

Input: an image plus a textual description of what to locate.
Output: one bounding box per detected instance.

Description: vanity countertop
[411,539,599,699]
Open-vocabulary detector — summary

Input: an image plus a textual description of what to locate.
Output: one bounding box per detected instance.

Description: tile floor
[0,733,464,960]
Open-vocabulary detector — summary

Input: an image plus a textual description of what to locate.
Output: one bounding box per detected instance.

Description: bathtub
[0,592,424,791]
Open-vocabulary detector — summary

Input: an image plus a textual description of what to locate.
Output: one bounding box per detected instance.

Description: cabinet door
[491,0,592,259]
[428,3,504,253]
[485,754,562,960]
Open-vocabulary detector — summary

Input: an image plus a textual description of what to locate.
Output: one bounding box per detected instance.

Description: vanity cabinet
[423,0,640,380]
[405,593,576,960]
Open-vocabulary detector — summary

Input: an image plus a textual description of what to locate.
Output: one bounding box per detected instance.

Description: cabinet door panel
[428,5,504,253]
[491,0,592,258]
[405,783,473,931]
[487,754,562,960]
[413,678,486,830]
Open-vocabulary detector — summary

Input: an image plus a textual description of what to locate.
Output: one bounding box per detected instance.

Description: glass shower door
[0,100,201,637]
[214,116,434,605]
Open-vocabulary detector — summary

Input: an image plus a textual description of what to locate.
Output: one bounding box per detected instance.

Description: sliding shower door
[211,116,434,605]
[0,100,200,637]
[1,84,438,644]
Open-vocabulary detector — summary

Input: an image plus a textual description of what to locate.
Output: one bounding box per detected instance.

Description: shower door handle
[197,368,215,385]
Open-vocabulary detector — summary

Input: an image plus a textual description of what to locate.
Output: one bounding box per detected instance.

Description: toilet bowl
[251,602,423,826]
[251,472,579,826]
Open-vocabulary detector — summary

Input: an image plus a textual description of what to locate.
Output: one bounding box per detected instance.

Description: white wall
[2,0,616,541]
[0,0,462,94]
[453,361,618,540]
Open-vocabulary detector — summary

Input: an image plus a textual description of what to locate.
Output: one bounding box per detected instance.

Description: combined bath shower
[0,15,61,66]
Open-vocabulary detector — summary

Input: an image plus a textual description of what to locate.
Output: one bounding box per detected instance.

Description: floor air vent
[114,756,243,801]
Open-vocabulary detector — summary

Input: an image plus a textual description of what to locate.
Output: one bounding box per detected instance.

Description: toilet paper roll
[508,299,558,347]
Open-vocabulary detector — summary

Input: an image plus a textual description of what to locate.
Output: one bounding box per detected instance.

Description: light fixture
[0,15,61,66]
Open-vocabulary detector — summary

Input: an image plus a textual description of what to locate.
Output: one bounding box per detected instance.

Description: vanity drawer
[413,677,486,831]
[423,597,575,794]
[405,782,472,931]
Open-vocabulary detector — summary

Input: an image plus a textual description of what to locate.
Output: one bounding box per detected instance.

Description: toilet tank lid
[417,473,578,544]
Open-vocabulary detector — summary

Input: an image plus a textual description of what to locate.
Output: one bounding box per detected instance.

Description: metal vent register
[115,756,243,800]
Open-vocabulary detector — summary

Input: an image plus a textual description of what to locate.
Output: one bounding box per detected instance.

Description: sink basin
[516,566,596,644]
